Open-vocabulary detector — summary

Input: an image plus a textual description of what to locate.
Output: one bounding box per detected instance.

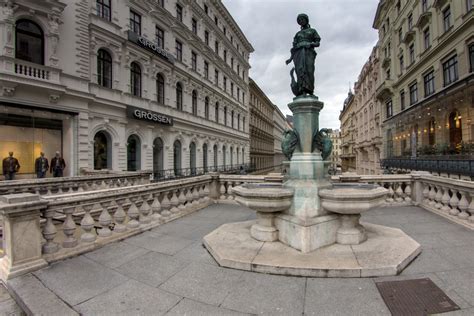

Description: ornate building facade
[328,129,342,171]
[273,106,288,170]
[0,0,253,178]
[373,0,474,163]
[249,78,276,173]
[339,91,357,172]
[353,47,383,175]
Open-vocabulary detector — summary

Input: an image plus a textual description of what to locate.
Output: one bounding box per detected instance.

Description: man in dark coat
[50,151,66,177]
[2,151,20,180]
[35,152,49,178]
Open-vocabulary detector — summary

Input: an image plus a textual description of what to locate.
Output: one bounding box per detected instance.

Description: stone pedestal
[251,213,278,242]
[0,194,48,280]
[336,214,367,245]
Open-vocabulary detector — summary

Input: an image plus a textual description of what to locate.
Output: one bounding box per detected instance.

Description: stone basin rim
[231,184,294,198]
[319,186,388,200]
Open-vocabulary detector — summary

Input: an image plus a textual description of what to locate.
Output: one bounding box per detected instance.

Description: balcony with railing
[0,57,61,88]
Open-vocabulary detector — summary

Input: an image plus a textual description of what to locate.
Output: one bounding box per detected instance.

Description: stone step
[7,274,78,315]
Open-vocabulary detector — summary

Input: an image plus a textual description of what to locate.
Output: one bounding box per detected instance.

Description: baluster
[46,186,53,196]
[422,183,430,204]
[161,192,172,217]
[170,190,180,213]
[98,201,112,237]
[90,181,98,191]
[395,183,404,202]
[178,189,187,210]
[42,208,59,254]
[449,189,460,216]
[435,186,443,209]
[428,185,436,206]
[68,185,74,194]
[80,204,96,243]
[198,185,205,203]
[386,183,394,203]
[62,206,78,248]
[151,192,162,222]
[457,191,469,220]
[127,197,140,228]
[227,182,236,200]
[185,187,193,208]
[114,198,127,233]
[404,183,412,202]
[193,185,200,205]
[57,186,63,195]
[468,195,474,223]
[203,184,210,202]
[441,187,451,213]
[220,181,227,200]
[139,194,151,224]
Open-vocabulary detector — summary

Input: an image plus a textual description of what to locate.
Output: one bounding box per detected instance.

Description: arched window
[94,131,112,170]
[189,142,196,175]
[213,144,218,169]
[428,118,436,146]
[156,74,165,104]
[127,134,141,171]
[97,49,112,88]
[203,143,208,172]
[15,19,44,64]
[237,114,241,130]
[243,117,246,132]
[223,106,227,126]
[204,97,210,119]
[130,62,141,97]
[153,137,164,178]
[173,140,182,176]
[176,82,183,110]
[236,148,240,164]
[192,90,198,115]
[242,148,245,165]
[215,102,219,123]
[230,146,233,166]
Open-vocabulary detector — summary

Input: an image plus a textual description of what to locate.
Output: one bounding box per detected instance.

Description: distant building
[328,129,342,171]
[339,90,357,172]
[286,115,294,128]
[273,106,289,170]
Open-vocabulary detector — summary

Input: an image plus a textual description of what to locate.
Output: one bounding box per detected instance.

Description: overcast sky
[222,0,380,129]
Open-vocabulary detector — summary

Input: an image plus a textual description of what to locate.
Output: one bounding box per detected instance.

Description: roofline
[249,77,275,108]
[372,0,384,29]
[217,1,255,53]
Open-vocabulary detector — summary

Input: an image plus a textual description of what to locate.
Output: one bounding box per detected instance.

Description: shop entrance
[127,134,141,171]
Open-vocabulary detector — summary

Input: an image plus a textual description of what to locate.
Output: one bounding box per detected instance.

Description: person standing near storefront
[50,151,66,177]
[2,152,20,180]
[35,152,49,178]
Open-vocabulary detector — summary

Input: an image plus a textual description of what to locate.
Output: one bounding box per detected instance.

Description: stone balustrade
[0,171,151,196]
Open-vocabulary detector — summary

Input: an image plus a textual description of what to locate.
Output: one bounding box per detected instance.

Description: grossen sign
[126,106,173,126]
[128,31,175,64]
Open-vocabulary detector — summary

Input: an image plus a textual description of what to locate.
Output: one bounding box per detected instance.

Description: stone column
[0,194,48,280]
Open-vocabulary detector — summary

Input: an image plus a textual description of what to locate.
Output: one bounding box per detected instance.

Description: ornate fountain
[204,14,420,277]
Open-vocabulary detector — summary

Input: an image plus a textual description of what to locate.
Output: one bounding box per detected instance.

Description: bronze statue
[286,14,321,97]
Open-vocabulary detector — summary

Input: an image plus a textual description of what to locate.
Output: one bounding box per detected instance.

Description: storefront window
[189,142,196,175]
[15,20,44,65]
[173,140,181,175]
[153,137,163,176]
[127,134,141,171]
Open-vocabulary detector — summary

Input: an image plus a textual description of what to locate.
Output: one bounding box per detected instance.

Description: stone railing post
[0,193,48,280]
[411,174,423,205]
[208,174,221,200]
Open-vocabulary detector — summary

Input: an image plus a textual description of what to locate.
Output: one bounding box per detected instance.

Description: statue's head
[297,13,309,27]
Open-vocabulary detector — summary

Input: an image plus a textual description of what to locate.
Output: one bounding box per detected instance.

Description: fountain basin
[232,183,294,242]
[319,183,388,245]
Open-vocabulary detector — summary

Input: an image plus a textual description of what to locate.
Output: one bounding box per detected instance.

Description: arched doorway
[173,140,182,176]
[203,143,208,172]
[222,145,226,169]
[449,111,462,150]
[94,131,111,170]
[127,134,141,171]
[189,142,196,175]
[230,146,233,167]
[153,137,164,177]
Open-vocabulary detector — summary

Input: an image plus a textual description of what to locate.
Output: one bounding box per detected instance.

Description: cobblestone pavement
[8,203,474,315]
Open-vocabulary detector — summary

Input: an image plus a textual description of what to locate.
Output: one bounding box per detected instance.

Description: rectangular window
[470,44,474,72]
[204,61,209,79]
[214,16,218,26]
[400,90,405,111]
[409,43,415,64]
[422,0,428,12]
[396,1,401,14]
[176,4,183,22]
[191,51,197,71]
[398,28,403,44]
[237,87,240,101]
[386,99,393,118]
[223,77,227,91]
[223,50,227,62]
[443,6,451,32]
[192,18,197,34]
[204,30,209,45]
[424,71,435,97]
[175,40,182,62]
[386,68,391,80]
[409,82,418,105]
[215,69,219,85]
[467,0,473,12]
[399,54,404,73]
[223,26,227,35]
[130,10,141,35]
[423,28,430,49]
[97,0,111,21]
[408,13,413,30]
[156,26,164,49]
[204,4,208,15]
[215,41,219,54]
[231,82,234,97]
[443,55,458,86]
